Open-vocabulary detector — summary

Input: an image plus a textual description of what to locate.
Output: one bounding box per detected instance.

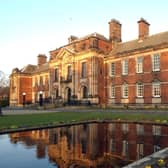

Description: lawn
[0,111,168,132]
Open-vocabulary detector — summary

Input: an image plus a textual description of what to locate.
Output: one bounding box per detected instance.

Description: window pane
[152,54,160,71]
[136,83,143,97]
[137,143,144,159]
[122,60,128,75]
[54,68,59,82]
[81,62,86,78]
[111,86,115,98]
[111,63,115,76]
[136,124,144,135]
[152,82,160,97]
[122,84,128,98]
[136,57,143,73]
[67,65,72,80]
[152,125,161,136]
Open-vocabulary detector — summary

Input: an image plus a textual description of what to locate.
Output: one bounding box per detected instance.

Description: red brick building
[105,18,168,106]
[9,18,168,107]
[10,54,49,106]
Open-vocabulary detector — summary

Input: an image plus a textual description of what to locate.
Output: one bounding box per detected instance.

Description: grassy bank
[0,111,168,131]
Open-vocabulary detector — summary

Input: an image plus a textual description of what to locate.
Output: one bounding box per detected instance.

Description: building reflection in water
[10,122,168,168]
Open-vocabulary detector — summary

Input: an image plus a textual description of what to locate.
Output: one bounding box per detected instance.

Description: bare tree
[0,71,9,108]
[0,70,9,87]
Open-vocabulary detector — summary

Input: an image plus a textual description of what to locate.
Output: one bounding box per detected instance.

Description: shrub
[0,99,9,107]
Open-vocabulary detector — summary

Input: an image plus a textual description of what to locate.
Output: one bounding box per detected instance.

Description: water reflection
[5,122,168,167]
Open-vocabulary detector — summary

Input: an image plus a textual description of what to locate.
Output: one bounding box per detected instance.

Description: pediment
[57,47,76,62]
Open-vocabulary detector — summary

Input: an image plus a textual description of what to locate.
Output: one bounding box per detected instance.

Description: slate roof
[50,32,109,52]
[34,63,49,73]
[20,63,49,74]
[109,31,168,56]
[77,32,109,41]
[20,64,37,73]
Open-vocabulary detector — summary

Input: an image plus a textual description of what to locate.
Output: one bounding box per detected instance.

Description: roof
[21,64,37,73]
[34,63,49,73]
[19,63,49,74]
[75,32,109,42]
[50,32,109,53]
[109,31,168,56]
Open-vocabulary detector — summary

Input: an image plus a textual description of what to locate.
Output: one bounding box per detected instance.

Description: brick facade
[9,18,168,107]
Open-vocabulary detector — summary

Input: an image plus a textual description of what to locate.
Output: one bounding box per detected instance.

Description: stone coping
[0,119,168,135]
[123,147,168,168]
[0,120,100,135]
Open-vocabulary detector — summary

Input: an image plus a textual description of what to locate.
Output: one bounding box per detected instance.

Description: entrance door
[67,88,71,104]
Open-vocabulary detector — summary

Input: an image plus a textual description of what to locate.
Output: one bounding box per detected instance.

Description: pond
[0,122,168,168]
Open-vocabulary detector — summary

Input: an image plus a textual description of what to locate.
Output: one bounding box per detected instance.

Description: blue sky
[0,0,168,75]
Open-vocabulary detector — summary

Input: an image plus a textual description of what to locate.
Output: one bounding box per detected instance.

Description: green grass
[0,111,168,131]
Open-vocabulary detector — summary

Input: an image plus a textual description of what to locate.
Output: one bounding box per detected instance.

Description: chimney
[37,54,47,66]
[68,35,78,43]
[109,19,122,43]
[138,18,150,40]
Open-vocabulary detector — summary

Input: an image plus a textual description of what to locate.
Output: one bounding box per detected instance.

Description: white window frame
[136,57,143,73]
[136,124,144,135]
[136,83,144,97]
[152,125,161,136]
[122,59,128,75]
[111,86,115,98]
[122,123,129,133]
[122,140,129,157]
[110,139,116,152]
[137,143,144,159]
[122,84,128,98]
[110,62,115,76]
[152,82,161,97]
[152,53,160,72]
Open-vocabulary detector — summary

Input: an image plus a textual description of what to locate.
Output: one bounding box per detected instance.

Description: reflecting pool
[0,122,168,168]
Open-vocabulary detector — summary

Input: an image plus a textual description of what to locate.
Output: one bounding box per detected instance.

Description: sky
[0,0,168,75]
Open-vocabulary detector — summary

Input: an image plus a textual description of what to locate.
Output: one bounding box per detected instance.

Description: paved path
[1,106,168,115]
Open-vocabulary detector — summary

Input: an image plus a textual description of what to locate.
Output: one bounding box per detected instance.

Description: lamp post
[39,91,43,106]
[22,92,26,107]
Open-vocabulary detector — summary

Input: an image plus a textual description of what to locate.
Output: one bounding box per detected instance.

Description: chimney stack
[68,35,78,43]
[109,19,122,43]
[37,54,47,66]
[138,18,150,40]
